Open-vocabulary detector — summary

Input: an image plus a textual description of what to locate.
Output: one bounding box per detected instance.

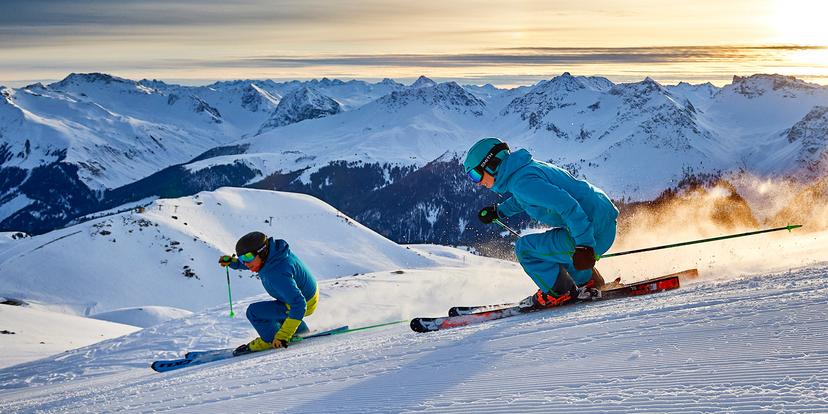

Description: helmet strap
[475,142,509,175]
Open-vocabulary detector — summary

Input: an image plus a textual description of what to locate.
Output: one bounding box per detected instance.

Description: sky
[1,0,828,87]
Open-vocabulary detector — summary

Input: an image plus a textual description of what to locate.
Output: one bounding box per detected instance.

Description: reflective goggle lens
[467,168,484,183]
[239,252,256,263]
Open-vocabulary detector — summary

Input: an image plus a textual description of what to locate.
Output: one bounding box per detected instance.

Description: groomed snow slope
[1,249,826,413]
[0,303,139,369]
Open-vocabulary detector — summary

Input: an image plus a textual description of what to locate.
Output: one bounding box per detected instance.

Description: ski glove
[572,246,596,271]
[218,255,237,267]
[478,205,500,224]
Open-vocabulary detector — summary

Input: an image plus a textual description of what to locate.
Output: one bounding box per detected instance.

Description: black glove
[572,246,596,271]
[477,205,500,224]
[218,255,236,267]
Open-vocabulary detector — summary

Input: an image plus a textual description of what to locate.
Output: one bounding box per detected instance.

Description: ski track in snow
[1,265,827,413]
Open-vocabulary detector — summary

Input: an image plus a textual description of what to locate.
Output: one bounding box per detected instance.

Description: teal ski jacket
[492,149,619,248]
[230,238,318,321]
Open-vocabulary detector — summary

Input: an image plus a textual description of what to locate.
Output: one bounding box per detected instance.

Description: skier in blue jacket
[464,137,617,307]
[219,231,318,355]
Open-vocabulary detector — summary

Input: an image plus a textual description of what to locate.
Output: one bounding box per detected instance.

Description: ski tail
[289,325,350,343]
[448,303,513,317]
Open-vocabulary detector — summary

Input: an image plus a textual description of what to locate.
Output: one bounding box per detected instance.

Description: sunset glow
[0,0,827,86]
[770,0,828,45]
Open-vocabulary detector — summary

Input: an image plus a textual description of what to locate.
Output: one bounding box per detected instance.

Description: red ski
[411,269,694,333]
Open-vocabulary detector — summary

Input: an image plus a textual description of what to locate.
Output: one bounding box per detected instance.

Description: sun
[771,0,828,45]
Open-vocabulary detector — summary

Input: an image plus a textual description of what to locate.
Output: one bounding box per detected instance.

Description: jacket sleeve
[273,273,308,342]
[515,173,596,247]
[496,196,525,218]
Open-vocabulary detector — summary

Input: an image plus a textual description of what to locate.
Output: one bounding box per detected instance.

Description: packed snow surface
[1,252,826,412]
[0,303,138,369]
[89,306,194,328]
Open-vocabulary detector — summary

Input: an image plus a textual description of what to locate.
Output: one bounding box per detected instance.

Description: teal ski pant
[514,222,616,292]
[246,301,309,343]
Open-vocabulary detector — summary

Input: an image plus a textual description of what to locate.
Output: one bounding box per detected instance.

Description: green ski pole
[494,219,520,237]
[490,221,802,260]
[225,266,235,318]
[289,320,407,343]
[600,224,803,259]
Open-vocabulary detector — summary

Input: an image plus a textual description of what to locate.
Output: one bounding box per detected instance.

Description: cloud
[215,45,828,68]
[0,0,445,46]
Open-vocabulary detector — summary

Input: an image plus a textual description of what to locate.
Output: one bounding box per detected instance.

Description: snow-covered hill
[0,187,436,316]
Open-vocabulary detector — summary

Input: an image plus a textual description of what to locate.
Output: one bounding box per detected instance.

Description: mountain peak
[786,105,828,172]
[51,73,132,89]
[411,76,437,88]
[311,77,346,88]
[240,83,279,112]
[376,81,485,115]
[610,77,668,97]
[20,82,47,93]
[137,79,170,90]
[729,74,820,98]
[531,73,614,94]
[257,86,342,133]
[0,86,12,102]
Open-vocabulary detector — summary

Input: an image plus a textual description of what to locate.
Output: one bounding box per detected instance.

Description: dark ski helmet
[463,137,510,181]
[235,231,269,261]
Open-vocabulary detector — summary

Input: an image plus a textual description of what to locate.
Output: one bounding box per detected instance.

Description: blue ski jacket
[230,238,318,341]
[491,149,619,248]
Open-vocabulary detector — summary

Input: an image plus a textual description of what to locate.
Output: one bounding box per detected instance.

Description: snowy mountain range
[1,72,827,244]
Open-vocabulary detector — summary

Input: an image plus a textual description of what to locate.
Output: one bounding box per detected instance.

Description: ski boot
[233,337,274,356]
[524,266,602,310]
[526,266,578,309]
[574,280,602,300]
[591,267,606,290]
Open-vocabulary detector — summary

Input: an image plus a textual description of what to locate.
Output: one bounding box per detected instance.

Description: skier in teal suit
[219,231,318,355]
[464,137,617,307]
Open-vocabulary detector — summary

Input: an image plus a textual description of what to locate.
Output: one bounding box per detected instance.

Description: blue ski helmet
[463,137,510,175]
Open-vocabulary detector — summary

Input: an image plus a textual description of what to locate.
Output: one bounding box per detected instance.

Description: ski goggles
[238,242,268,263]
[467,168,485,183]
[238,252,257,263]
